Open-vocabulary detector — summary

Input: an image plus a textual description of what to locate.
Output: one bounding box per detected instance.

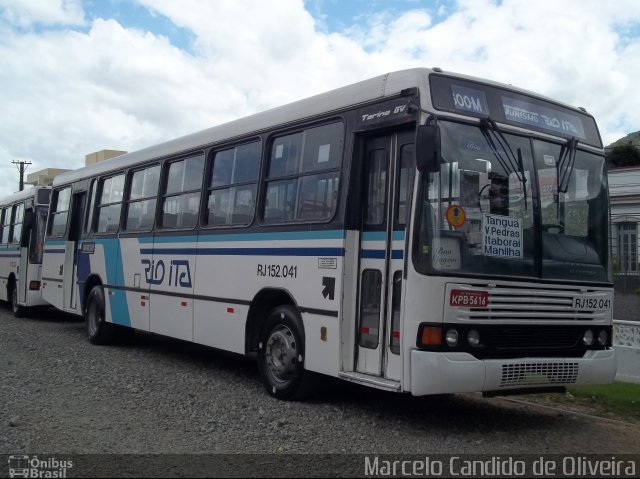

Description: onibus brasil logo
[8,455,73,478]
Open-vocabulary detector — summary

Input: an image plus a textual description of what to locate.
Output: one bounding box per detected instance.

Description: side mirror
[416,124,441,173]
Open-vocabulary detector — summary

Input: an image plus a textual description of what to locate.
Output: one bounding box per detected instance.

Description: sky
[1,0,640,197]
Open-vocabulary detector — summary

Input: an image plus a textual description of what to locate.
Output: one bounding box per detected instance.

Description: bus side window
[160,154,204,229]
[48,187,71,238]
[21,209,33,248]
[206,141,260,227]
[396,144,415,227]
[96,174,125,234]
[263,122,343,223]
[125,165,160,232]
[0,208,8,244]
[11,203,24,244]
[84,180,96,234]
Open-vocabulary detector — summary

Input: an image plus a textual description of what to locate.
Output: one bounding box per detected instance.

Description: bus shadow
[311,379,567,435]
[5,304,82,323]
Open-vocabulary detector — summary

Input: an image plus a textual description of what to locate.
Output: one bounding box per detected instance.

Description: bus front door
[356,131,414,381]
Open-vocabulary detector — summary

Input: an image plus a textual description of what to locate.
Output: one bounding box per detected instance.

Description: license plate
[450,289,489,308]
[573,297,611,311]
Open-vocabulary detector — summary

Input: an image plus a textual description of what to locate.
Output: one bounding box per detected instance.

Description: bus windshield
[415,120,609,283]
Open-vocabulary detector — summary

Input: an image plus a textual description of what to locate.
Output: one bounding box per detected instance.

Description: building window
[618,223,638,273]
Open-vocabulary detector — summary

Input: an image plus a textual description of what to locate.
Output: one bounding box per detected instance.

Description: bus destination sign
[502,96,586,139]
[429,74,602,147]
[451,85,490,115]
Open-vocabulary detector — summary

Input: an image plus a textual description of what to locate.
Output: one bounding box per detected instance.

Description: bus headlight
[582,330,594,346]
[597,330,608,346]
[467,329,481,347]
[445,329,459,347]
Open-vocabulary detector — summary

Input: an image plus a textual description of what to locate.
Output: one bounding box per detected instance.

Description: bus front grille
[447,284,612,322]
[500,362,579,387]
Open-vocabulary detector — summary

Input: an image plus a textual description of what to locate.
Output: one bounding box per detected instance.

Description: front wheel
[85,286,115,345]
[11,285,26,318]
[257,305,315,400]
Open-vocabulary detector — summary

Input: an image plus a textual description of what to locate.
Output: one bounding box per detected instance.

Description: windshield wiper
[557,137,578,194]
[479,117,528,210]
[516,147,528,211]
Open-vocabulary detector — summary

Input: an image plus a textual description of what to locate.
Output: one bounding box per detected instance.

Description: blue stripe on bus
[44,249,65,254]
[361,249,385,259]
[94,239,131,328]
[361,250,404,259]
[139,247,345,257]
[0,253,21,257]
[139,229,346,244]
[361,230,406,241]
[44,240,66,246]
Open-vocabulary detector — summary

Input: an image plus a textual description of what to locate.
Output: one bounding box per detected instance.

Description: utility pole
[11,160,32,191]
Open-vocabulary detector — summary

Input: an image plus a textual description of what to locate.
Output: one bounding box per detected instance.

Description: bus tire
[10,285,25,318]
[85,286,115,345]
[257,305,316,401]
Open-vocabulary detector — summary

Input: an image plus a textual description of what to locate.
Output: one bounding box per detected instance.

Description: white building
[609,165,640,276]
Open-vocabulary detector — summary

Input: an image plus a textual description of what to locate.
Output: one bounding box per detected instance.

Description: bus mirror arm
[416,124,441,173]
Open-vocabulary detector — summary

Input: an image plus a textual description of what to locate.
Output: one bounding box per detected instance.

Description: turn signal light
[420,326,442,346]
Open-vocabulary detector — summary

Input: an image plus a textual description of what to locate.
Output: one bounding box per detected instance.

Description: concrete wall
[613,320,640,384]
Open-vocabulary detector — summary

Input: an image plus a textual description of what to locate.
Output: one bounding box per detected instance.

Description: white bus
[41,68,615,399]
[0,186,51,317]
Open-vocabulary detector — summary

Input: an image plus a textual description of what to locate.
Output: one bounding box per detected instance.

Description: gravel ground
[1,305,639,476]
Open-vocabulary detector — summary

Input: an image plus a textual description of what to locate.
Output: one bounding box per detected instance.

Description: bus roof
[0,186,48,207]
[51,67,595,187]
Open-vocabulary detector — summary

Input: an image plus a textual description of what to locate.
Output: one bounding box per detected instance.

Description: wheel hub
[265,325,297,383]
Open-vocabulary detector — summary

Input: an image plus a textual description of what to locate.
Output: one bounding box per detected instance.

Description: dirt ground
[614,292,640,321]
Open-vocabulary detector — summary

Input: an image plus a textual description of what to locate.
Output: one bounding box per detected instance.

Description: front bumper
[410,348,616,396]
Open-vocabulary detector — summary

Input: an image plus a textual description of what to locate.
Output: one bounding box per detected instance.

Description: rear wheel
[85,286,115,345]
[10,284,25,318]
[257,305,316,400]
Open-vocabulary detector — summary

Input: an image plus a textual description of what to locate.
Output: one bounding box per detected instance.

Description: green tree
[607,143,640,167]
